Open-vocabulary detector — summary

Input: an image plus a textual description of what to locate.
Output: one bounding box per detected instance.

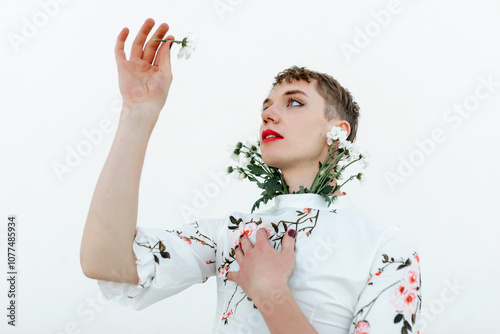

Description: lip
[261,129,283,144]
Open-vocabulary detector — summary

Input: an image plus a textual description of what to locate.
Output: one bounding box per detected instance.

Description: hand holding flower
[115,18,175,120]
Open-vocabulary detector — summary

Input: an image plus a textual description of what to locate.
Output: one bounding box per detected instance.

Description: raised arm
[80,18,175,284]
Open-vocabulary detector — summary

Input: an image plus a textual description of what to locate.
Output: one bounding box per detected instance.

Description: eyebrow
[262,90,309,109]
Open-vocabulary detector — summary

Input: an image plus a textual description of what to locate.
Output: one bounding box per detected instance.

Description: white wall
[1,0,499,333]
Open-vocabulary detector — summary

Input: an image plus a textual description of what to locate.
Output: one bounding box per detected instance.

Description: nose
[261,105,279,125]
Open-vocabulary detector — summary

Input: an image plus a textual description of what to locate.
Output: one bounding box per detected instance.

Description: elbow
[80,242,100,280]
[80,251,96,280]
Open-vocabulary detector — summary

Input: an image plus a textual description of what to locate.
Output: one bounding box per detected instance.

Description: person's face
[259,79,342,171]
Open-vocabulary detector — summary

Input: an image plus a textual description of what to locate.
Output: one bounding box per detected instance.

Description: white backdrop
[1,0,499,333]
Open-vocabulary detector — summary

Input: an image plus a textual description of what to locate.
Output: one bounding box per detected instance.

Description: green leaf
[160,251,170,259]
[320,185,333,195]
[247,164,267,176]
[154,255,159,265]
[403,320,412,330]
[251,198,264,213]
[159,240,166,252]
[271,222,279,233]
[262,175,282,194]
[229,216,241,226]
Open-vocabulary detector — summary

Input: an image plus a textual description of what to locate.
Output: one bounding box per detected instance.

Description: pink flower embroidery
[304,208,311,215]
[390,279,418,321]
[406,265,420,290]
[230,222,258,247]
[355,320,370,334]
[182,236,192,244]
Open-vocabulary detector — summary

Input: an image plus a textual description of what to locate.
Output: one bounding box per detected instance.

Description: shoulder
[335,205,419,252]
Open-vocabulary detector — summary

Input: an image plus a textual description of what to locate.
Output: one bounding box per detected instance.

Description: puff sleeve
[96,218,221,311]
[349,226,422,334]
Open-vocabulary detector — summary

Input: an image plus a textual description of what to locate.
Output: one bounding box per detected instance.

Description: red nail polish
[235,244,239,250]
[288,229,296,238]
[240,234,244,239]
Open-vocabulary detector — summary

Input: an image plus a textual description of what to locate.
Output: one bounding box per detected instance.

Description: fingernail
[240,234,245,239]
[288,229,296,238]
[235,244,239,250]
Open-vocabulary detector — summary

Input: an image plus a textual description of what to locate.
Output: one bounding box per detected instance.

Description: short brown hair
[271,66,360,142]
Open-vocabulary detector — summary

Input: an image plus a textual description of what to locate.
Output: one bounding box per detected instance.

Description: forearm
[256,287,318,334]
[80,106,156,283]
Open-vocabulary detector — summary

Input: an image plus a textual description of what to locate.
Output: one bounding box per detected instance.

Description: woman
[80,18,422,334]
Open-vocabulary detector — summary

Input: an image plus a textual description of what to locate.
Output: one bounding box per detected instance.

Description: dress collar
[273,193,353,211]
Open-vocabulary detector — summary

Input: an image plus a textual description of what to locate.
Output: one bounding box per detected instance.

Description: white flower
[347,142,362,161]
[231,168,245,180]
[357,173,367,184]
[185,31,200,49]
[177,47,191,60]
[177,31,200,60]
[239,154,252,167]
[326,126,348,146]
[360,149,371,169]
[245,136,260,150]
[339,140,352,151]
[227,144,240,162]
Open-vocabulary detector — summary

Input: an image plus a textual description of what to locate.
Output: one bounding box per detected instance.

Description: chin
[261,152,282,169]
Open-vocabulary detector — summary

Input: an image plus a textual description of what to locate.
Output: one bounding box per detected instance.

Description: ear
[328,119,351,139]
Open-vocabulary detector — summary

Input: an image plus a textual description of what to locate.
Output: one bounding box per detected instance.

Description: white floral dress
[97,193,422,334]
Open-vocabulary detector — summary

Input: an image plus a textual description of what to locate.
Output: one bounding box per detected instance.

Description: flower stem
[154,39,184,43]
[313,150,346,193]
[309,145,337,192]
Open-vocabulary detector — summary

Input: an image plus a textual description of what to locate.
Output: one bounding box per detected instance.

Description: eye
[288,98,303,107]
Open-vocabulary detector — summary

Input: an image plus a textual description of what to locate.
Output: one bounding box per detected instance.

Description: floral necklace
[227,126,370,213]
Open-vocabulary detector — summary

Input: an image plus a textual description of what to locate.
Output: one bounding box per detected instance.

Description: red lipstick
[261,129,283,144]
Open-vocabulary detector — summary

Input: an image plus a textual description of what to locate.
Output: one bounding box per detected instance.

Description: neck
[281,165,344,196]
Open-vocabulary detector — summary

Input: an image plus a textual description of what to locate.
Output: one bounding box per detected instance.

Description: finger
[143,22,169,64]
[115,27,129,65]
[130,18,155,60]
[225,270,238,282]
[234,244,243,262]
[155,35,175,73]
[255,227,270,245]
[282,229,297,255]
[239,234,253,253]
